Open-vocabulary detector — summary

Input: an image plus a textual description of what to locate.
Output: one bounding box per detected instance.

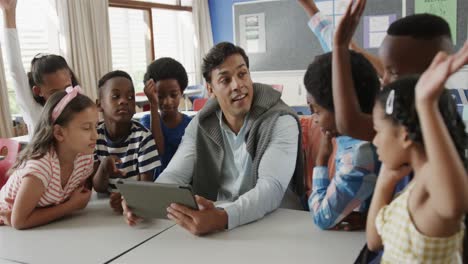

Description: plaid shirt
[309,136,379,229]
[377,183,464,263]
[308,12,334,52]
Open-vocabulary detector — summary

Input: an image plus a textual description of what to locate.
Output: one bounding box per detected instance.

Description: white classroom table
[0,258,21,264]
[0,198,174,264]
[112,208,366,264]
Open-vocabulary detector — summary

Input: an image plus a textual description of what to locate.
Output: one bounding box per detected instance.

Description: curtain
[56,0,112,102]
[192,0,214,85]
[0,48,13,138]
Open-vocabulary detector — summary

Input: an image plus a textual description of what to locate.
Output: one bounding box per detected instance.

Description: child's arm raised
[332,0,375,142]
[144,79,165,156]
[10,176,91,230]
[298,0,333,53]
[416,44,468,220]
[299,0,384,77]
[297,0,319,17]
[1,0,42,131]
[0,0,15,28]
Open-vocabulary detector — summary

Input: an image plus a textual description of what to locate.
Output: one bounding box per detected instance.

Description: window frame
[109,0,193,63]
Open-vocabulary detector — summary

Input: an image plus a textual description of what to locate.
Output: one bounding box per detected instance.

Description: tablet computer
[115,180,198,219]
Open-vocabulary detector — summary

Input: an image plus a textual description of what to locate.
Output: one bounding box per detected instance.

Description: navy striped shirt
[94,120,161,180]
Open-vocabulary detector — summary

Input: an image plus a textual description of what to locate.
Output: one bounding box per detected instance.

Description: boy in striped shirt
[92,70,161,212]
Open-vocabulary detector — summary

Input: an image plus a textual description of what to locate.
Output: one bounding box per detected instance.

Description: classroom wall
[208,0,252,44]
[208,0,468,108]
[208,0,310,105]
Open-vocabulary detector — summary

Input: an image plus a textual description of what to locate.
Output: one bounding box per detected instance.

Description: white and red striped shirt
[0,149,94,215]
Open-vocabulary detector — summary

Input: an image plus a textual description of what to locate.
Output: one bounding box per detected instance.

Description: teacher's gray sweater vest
[191,83,305,202]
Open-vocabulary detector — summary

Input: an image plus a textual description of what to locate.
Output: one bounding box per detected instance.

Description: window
[147,0,178,4]
[0,0,60,115]
[181,0,193,6]
[108,0,196,92]
[147,0,192,7]
[109,7,151,92]
[152,8,196,85]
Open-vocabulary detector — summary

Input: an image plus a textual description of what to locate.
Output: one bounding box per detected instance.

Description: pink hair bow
[51,85,83,122]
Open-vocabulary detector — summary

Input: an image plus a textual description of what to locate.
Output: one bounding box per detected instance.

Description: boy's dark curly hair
[388,13,452,41]
[377,75,467,166]
[98,70,133,89]
[303,51,380,114]
[144,57,188,92]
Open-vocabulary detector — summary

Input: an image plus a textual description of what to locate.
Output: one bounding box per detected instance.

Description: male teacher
[123,42,304,235]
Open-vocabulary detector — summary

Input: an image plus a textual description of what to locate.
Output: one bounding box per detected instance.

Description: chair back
[0,138,21,189]
[193,98,208,111]
[271,84,284,93]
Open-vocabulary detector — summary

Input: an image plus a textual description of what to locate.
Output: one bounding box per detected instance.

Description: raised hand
[334,0,367,47]
[297,0,319,17]
[297,0,312,5]
[449,41,468,74]
[416,42,468,105]
[144,79,159,107]
[0,0,17,11]
[0,0,17,28]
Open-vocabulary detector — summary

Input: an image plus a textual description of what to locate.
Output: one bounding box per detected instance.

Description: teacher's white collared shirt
[157,112,299,229]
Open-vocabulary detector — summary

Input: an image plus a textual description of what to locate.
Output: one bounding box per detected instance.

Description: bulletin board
[233,0,467,71]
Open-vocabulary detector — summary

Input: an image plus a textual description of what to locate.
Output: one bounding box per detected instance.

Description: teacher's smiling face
[207,53,254,124]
